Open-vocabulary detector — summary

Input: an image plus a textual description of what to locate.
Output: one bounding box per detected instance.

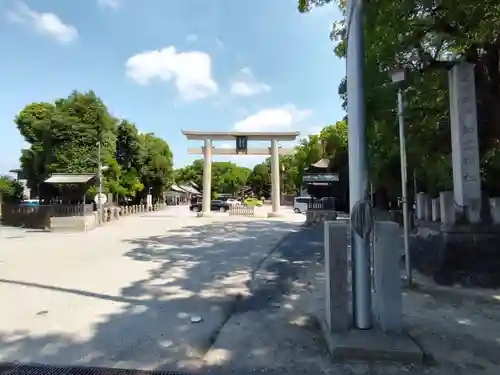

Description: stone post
[423,195,432,221]
[324,221,349,333]
[489,198,500,224]
[440,191,456,225]
[373,221,403,333]
[202,138,212,215]
[416,193,426,220]
[449,63,482,214]
[431,198,441,222]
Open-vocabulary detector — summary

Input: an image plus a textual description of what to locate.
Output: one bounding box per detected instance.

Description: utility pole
[97,140,103,211]
[347,0,372,329]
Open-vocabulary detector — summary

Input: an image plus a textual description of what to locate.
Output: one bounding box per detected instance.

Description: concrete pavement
[0,206,302,371]
[204,225,500,375]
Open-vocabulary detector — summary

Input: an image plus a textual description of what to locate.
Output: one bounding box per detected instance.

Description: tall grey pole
[397,89,412,284]
[97,140,103,212]
[347,0,372,329]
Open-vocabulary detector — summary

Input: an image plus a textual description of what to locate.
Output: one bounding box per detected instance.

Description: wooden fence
[307,197,337,210]
[0,204,93,229]
[229,206,255,216]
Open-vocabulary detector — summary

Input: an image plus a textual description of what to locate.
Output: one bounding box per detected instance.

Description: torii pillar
[202,138,213,215]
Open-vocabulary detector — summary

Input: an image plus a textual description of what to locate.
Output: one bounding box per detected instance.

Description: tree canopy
[246,121,349,197]
[15,90,174,202]
[0,176,24,203]
[299,0,500,198]
[175,161,251,197]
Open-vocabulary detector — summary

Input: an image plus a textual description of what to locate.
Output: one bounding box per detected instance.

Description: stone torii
[182,130,300,217]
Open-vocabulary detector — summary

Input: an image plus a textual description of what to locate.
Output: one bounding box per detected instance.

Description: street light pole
[390,67,412,285]
[97,140,103,212]
[347,0,372,330]
[397,89,412,285]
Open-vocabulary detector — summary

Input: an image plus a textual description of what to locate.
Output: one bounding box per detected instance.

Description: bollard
[373,221,403,333]
[440,191,456,225]
[416,193,426,220]
[465,197,481,224]
[490,197,500,224]
[423,195,432,221]
[324,221,349,333]
[431,198,441,222]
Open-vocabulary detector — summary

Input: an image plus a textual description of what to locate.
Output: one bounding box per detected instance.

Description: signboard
[302,173,339,183]
[94,193,107,205]
[235,136,248,153]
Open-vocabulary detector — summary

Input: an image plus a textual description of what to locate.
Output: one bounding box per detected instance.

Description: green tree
[247,163,271,198]
[111,120,145,200]
[0,176,24,203]
[139,133,174,199]
[175,160,251,197]
[299,0,500,198]
[14,91,174,202]
[15,91,117,196]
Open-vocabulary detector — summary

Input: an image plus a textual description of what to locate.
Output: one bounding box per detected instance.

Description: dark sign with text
[302,173,339,184]
[236,136,248,153]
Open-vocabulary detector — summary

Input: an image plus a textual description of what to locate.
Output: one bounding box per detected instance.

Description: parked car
[190,200,230,212]
[226,198,241,206]
[293,196,311,213]
[243,197,263,207]
[19,199,40,207]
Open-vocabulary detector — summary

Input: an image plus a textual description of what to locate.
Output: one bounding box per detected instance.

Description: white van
[293,196,311,213]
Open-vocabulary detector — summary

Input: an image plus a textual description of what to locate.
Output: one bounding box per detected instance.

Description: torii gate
[182,130,300,217]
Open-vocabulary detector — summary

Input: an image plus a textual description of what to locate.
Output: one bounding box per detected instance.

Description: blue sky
[0,0,345,174]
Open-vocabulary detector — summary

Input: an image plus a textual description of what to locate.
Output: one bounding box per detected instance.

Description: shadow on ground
[0,219,308,373]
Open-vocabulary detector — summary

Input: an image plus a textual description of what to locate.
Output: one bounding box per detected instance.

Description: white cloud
[307,125,323,135]
[7,1,78,44]
[233,104,312,132]
[97,0,121,8]
[230,67,271,97]
[125,46,218,101]
[186,34,198,42]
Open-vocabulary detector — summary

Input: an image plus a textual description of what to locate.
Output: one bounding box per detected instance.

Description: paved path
[205,227,500,375]
[0,206,303,371]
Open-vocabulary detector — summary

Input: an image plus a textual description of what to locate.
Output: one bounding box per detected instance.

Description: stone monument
[449,62,482,222]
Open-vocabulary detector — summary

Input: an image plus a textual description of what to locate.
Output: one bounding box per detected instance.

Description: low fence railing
[1,203,93,229]
[229,206,255,216]
[307,197,337,210]
[1,204,51,229]
[51,204,94,217]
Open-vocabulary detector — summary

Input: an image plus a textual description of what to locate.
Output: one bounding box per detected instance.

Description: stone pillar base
[197,211,216,218]
[267,211,285,218]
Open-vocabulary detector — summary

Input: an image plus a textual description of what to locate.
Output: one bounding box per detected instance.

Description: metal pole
[97,140,103,212]
[413,168,417,205]
[397,89,412,284]
[347,0,372,329]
